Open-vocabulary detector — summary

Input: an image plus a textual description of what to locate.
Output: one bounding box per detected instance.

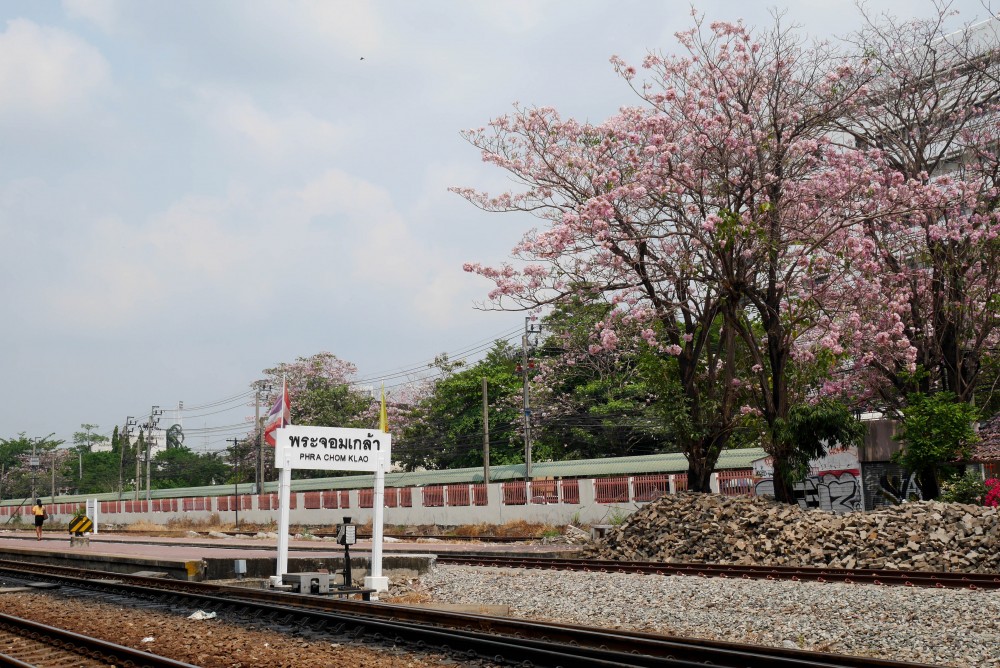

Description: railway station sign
[272,423,392,594]
[274,425,391,472]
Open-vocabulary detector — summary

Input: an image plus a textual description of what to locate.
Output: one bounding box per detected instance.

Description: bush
[939,469,987,505]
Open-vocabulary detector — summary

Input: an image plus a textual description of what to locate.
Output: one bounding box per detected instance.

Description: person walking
[32,499,47,541]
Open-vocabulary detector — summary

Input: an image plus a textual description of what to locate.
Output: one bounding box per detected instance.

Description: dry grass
[452,519,557,538]
[382,590,433,604]
[116,517,561,538]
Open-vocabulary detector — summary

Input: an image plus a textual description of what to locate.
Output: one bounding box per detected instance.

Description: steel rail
[437,555,1000,589]
[0,611,199,668]
[0,559,935,668]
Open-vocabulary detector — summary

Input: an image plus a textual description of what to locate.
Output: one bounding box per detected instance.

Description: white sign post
[273,426,391,593]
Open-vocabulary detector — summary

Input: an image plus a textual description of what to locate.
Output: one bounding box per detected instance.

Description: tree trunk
[686,456,713,493]
[918,468,940,501]
[771,453,796,504]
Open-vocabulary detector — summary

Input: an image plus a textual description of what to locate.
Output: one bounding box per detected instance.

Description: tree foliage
[0,434,64,500]
[455,7,998,501]
[153,446,229,489]
[258,352,374,428]
[396,343,523,471]
[836,11,1000,409]
[893,391,980,499]
[531,300,673,461]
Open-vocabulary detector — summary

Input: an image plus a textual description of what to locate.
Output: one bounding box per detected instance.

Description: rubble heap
[584,493,1000,573]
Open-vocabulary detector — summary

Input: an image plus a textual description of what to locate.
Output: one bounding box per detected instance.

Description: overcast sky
[1,0,991,451]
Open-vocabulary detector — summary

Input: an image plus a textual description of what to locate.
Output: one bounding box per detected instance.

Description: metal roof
[281,447,767,491]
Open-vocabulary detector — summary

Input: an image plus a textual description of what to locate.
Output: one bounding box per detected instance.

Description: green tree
[165,424,185,449]
[894,392,980,500]
[532,301,671,461]
[69,424,110,491]
[72,424,108,453]
[153,447,229,488]
[397,342,522,471]
[74,451,121,494]
[0,434,63,500]
[774,398,867,485]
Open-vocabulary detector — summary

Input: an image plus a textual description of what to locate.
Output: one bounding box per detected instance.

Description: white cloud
[0,19,111,123]
[191,87,347,162]
[41,169,477,331]
[466,0,547,33]
[62,0,121,33]
[293,0,386,56]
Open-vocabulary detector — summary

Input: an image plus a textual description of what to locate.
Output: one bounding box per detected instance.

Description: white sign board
[271,424,392,595]
[274,426,391,472]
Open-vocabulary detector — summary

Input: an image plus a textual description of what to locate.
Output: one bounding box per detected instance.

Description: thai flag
[263,380,290,446]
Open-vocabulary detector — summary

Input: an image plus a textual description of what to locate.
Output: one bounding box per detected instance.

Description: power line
[87,324,525,451]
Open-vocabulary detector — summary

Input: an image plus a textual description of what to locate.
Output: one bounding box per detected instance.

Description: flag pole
[275,374,291,584]
[365,383,389,596]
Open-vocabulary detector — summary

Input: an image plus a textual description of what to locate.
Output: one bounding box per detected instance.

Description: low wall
[11,474,713,528]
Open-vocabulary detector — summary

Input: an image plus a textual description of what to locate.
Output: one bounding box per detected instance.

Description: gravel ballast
[418,565,1000,667]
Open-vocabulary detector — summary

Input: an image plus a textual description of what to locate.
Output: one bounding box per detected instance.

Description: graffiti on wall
[752,445,864,513]
[753,471,863,513]
[875,471,923,506]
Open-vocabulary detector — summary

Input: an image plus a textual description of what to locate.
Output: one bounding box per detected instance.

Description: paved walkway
[0,529,579,563]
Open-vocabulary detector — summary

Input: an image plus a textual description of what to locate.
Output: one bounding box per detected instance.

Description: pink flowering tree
[251,352,419,478]
[613,16,923,501]
[835,9,1000,409]
[456,100,749,490]
[258,352,370,428]
[457,14,911,497]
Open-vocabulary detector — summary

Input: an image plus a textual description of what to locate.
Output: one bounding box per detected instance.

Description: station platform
[0,530,581,582]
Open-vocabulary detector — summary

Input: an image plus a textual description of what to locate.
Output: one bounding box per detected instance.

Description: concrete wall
[30,474,722,529]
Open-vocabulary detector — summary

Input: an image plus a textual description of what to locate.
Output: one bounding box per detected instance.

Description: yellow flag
[379,383,388,433]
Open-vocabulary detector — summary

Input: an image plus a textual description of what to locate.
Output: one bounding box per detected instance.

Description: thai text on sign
[274,425,391,472]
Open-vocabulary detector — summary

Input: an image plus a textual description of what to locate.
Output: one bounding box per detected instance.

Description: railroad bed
[437,555,1000,589]
[0,560,939,668]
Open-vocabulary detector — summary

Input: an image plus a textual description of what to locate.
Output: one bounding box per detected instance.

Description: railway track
[0,610,198,668]
[437,554,1000,589]
[0,559,937,668]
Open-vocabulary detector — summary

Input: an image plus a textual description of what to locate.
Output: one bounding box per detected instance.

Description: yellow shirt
[32,505,44,517]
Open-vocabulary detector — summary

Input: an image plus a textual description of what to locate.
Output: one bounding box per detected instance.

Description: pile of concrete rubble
[584,493,1000,573]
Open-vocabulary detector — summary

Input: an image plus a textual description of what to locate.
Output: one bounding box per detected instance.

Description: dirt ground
[0,589,461,668]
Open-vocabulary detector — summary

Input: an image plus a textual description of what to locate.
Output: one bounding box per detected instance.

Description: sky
[0,0,992,452]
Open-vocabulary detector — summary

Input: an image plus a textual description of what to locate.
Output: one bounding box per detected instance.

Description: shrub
[939,469,987,505]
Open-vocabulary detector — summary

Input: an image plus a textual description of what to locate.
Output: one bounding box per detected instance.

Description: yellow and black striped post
[68,516,93,535]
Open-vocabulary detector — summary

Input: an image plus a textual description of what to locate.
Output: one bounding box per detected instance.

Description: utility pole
[30,438,38,502]
[134,427,141,502]
[520,317,543,481]
[482,377,490,484]
[227,437,242,529]
[255,384,272,493]
[147,406,162,502]
[120,417,135,500]
[79,424,88,482]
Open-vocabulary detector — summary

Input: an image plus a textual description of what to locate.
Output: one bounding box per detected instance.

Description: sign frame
[272,425,391,595]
